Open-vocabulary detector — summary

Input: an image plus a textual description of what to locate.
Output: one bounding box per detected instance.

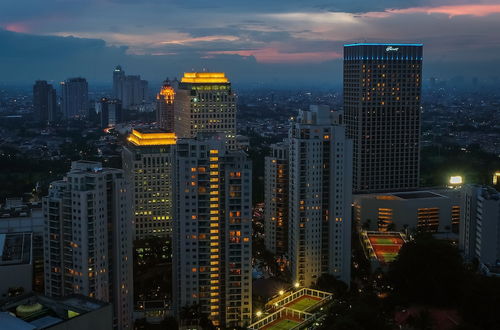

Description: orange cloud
[160,35,239,45]
[386,4,500,18]
[3,22,31,33]
[208,48,342,63]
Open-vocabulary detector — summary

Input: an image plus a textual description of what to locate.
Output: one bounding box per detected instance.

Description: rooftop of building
[127,128,177,146]
[180,72,229,84]
[344,43,423,47]
[0,198,42,219]
[392,191,444,199]
[361,231,407,264]
[0,294,109,330]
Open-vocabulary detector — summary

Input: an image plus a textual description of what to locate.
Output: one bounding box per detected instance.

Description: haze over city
[2,0,500,85]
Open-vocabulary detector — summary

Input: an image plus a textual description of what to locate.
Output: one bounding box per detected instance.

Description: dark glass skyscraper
[344,43,423,192]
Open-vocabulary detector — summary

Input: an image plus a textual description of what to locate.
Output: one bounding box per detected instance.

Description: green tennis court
[372,238,395,244]
[286,296,320,311]
[264,319,301,330]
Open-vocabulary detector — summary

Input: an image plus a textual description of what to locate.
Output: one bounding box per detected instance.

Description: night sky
[1,0,500,85]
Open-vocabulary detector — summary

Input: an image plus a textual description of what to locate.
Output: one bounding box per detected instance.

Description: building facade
[354,189,461,233]
[112,65,148,110]
[172,137,252,327]
[33,80,57,124]
[264,141,289,255]
[122,128,177,240]
[60,78,88,118]
[288,105,353,287]
[156,79,175,132]
[344,43,423,192]
[42,161,133,329]
[174,72,237,148]
[96,98,123,128]
[460,185,500,267]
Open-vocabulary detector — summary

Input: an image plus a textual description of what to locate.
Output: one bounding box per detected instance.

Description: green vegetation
[420,144,500,187]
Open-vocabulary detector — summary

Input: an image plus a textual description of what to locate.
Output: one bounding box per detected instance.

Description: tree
[388,235,465,306]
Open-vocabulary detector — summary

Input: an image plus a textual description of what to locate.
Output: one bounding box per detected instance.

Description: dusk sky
[1,0,500,86]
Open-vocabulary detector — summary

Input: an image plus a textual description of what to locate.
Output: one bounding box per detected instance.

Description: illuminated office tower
[42,161,133,329]
[122,128,177,240]
[344,43,423,192]
[61,77,88,118]
[174,72,237,148]
[288,105,352,286]
[172,136,252,327]
[33,80,57,124]
[156,79,175,131]
[264,141,289,255]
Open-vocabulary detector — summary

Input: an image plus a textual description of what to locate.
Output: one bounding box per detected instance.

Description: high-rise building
[122,128,177,240]
[174,72,236,148]
[60,77,89,118]
[42,161,133,329]
[96,98,123,128]
[288,105,352,286]
[264,140,289,256]
[172,136,252,327]
[33,80,57,124]
[460,185,500,267]
[344,43,423,192]
[112,66,148,109]
[156,79,175,132]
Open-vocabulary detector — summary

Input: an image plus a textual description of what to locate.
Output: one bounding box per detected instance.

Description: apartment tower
[288,105,352,287]
[264,141,289,255]
[172,136,252,327]
[42,161,133,329]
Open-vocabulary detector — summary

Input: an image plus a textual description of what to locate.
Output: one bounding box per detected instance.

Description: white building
[122,128,177,240]
[264,140,289,255]
[42,161,133,329]
[353,189,461,233]
[172,136,252,327]
[460,185,500,268]
[288,105,353,287]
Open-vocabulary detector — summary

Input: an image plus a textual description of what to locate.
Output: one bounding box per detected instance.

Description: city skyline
[1,0,500,84]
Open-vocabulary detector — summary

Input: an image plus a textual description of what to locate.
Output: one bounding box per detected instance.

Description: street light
[294,282,300,288]
[256,311,262,318]
[279,290,284,295]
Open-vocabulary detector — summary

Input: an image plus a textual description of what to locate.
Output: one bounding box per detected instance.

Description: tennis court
[364,232,406,264]
[263,318,301,330]
[285,295,321,312]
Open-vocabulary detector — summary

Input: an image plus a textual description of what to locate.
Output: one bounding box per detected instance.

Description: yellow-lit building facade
[156,79,175,132]
[122,129,177,240]
[174,72,237,149]
[172,137,252,327]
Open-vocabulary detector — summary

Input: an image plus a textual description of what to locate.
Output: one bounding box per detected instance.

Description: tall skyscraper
[344,43,423,192]
[172,136,252,327]
[156,79,175,132]
[33,80,57,124]
[174,72,237,148]
[61,77,89,118]
[460,185,500,267]
[96,98,123,128]
[288,105,352,286]
[122,128,177,240]
[112,66,148,109]
[42,161,133,329]
[264,140,289,255]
